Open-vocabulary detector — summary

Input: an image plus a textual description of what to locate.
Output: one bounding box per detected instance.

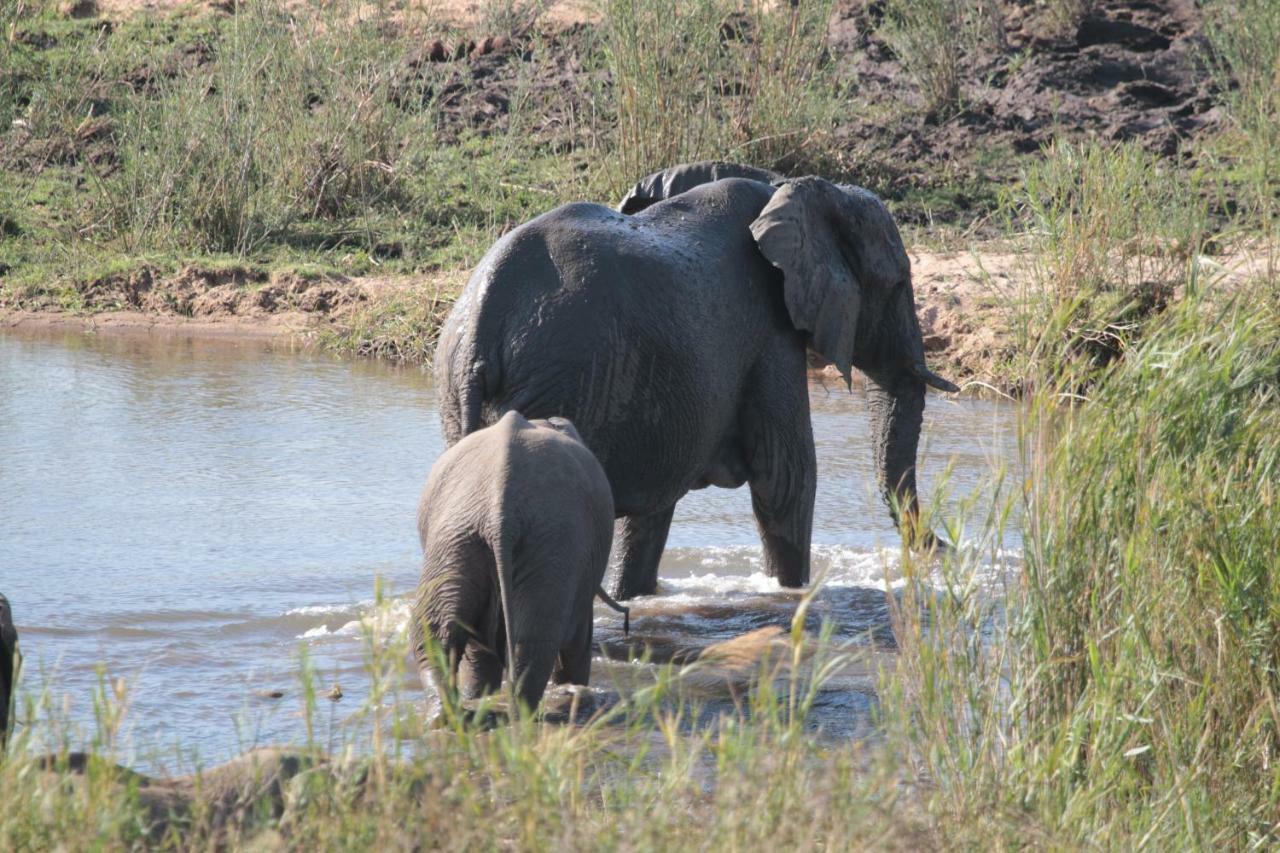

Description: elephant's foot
[761,531,808,588]
[610,507,675,600]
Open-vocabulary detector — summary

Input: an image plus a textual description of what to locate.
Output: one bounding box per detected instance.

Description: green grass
[1000,139,1212,390]
[7,287,1278,848]
[881,289,1280,846]
[877,0,1004,118]
[597,0,839,194]
[0,0,594,294]
[1202,0,1280,229]
[317,278,461,363]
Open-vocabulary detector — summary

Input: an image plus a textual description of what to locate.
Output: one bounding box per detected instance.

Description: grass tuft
[597,0,837,193]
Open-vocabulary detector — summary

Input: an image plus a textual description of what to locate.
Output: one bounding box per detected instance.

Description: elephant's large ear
[750,178,906,385]
[618,161,782,214]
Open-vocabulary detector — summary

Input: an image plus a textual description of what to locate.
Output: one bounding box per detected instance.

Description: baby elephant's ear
[749,177,864,384]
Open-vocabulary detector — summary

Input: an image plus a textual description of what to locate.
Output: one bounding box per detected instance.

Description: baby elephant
[412,411,623,715]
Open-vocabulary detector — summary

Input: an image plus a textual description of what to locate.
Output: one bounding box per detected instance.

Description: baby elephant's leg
[458,642,503,700]
[509,640,559,713]
[552,618,594,687]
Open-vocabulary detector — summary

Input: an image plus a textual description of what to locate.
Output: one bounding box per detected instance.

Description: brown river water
[0,328,1020,767]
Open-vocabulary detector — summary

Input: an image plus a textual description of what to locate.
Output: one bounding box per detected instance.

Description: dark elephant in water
[435,162,957,600]
[1,593,18,749]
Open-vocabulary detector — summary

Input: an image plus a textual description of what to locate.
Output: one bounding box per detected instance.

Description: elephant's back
[435,191,789,515]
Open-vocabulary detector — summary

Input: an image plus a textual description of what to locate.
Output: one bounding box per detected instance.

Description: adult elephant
[435,165,957,600]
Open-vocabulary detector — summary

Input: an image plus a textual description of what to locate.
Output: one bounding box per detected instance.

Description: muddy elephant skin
[435,164,956,600]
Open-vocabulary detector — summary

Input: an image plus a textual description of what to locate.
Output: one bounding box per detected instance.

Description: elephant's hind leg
[508,640,560,713]
[609,506,675,600]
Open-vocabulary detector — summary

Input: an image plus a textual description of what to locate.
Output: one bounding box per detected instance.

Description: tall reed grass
[890,290,1280,846]
[878,0,1004,118]
[1007,140,1209,387]
[597,0,837,193]
[1203,0,1280,227]
[103,2,437,256]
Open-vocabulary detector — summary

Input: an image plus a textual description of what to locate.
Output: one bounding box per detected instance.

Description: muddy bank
[5,250,1007,382]
[828,0,1222,222]
[1,265,465,361]
[3,0,1227,225]
[6,241,1271,392]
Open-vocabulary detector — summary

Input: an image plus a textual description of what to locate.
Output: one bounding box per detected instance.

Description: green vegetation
[878,0,1003,117]
[0,2,589,279]
[1203,0,1280,229]
[5,289,1279,847]
[897,292,1280,846]
[1005,140,1211,389]
[599,0,837,192]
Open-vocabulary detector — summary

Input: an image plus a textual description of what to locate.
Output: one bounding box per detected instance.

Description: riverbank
[4,240,1274,393]
[5,0,1276,394]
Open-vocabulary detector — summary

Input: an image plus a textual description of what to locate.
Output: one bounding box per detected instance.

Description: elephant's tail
[458,359,489,437]
[490,534,519,712]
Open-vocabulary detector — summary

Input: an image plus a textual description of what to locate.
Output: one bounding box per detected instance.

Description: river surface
[0,329,1020,767]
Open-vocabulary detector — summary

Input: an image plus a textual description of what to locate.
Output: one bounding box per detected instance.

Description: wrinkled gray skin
[412,412,615,713]
[435,165,957,601]
[1,593,17,749]
[618,160,782,214]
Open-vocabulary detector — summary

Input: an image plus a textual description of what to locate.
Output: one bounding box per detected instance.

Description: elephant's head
[749,177,957,543]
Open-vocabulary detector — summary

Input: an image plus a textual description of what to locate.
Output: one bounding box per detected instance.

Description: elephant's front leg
[744,393,816,588]
[609,506,676,600]
[749,474,814,587]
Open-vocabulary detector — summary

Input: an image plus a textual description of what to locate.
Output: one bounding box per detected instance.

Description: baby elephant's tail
[595,587,630,636]
[491,535,519,707]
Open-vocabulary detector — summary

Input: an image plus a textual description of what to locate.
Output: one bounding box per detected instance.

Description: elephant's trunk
[862,289,952,548]
[866,371,928,539]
